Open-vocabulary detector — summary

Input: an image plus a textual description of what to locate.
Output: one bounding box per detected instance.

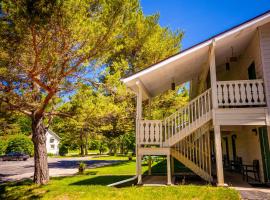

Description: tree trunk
[80,144,84,156]
[32,116,49,185]
[80,129,85,156]
[85,132,88,156]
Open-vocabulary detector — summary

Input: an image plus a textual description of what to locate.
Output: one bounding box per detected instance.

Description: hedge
[5,135,34,156]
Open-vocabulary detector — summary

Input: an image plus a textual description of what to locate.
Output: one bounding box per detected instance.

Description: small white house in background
[46,129,60,155]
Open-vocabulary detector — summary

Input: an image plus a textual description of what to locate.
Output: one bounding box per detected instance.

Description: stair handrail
[164,88,212,122]
[162,88,212,145]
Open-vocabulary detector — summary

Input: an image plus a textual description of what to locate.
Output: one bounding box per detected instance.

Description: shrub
[128,153,132,161]
[5,135,34,156]
[47,153,54,157]
[59,143,68,156]
[0,138,7,155]
[89,140,99,150]
[78,162,86,174]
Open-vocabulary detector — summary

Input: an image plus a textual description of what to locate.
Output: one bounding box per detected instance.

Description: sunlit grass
[0,159,240,200]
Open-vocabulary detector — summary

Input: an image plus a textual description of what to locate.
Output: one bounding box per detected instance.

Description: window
[50,144,55,149]
[50,138,54,143]
[248,62,256,80]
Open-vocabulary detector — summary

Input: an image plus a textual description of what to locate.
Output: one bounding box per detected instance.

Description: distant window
[50,144,55,149]
[248,62,256,80]
[50,138,54,143]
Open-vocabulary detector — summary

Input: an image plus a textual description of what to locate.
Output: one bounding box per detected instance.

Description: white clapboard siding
[259,23,270,116]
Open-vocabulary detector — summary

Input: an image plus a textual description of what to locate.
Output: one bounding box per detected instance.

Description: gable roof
[46,129,61,141]
[122,10,270,99]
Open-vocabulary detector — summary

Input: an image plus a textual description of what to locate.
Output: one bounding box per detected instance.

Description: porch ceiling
[122,11,270,99]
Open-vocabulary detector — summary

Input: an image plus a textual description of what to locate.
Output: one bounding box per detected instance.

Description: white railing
[163,88,212,146]
[217,79,265,106]
[139,120,163,145]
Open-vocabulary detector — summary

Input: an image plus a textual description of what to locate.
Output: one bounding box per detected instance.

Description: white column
[167,154,172,185]
[214,125,224,186]
[209,40,224,186]
[136,82,143,184]
[209,40,218,110]
[137,155,142,184]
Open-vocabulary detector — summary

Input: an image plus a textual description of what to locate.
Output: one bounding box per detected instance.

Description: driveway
[0,156,121,183]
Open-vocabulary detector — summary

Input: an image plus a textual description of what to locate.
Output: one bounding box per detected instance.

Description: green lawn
[0,159,240,200]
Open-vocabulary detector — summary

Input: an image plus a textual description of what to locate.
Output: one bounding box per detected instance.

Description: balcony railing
[139,120,163,146]
[217,79,266,106]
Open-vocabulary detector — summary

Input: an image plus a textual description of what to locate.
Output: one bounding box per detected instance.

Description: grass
[0,158,240,200]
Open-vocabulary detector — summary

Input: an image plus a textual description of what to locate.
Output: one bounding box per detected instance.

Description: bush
[89,140,99,150]
[78,162,86,174]
[0,138,7,155]
[5,135,34,156]
[47,153,54,157]
[59,143,68,156]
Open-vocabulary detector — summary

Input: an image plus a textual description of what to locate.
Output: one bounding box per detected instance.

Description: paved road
[0,156,121,183]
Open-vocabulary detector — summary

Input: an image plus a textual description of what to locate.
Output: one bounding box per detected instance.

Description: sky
[140,0,270,50]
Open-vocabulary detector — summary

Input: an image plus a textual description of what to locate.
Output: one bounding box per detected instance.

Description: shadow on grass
[70,175,133,186]
[84,160,134,172]
[48,160,122,169]
[144,159,192,175]
[0,179,48,200]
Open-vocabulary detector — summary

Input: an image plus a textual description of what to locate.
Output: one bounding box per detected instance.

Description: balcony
[216,79,266,107]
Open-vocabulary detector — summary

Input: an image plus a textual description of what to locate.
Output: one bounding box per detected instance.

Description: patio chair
[242,160,260,182]
[230,157,242,173]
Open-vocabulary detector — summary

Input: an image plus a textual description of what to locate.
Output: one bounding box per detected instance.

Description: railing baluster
[216,79,265,107]
[258,81,265,104]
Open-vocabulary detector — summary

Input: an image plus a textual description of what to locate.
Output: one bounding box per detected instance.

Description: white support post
[209,40,224,186]
[137,155,142,184]
[214,125,224,186]
[167,154,172,185]
[136,81,143,184]
[209,40,218,111]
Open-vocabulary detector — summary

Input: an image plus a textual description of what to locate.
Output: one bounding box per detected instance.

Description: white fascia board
[122,40,211,84]
[215,12,270,42]
[122,12,270,85]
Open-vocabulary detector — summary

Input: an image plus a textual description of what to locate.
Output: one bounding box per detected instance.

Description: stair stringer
[171,149,213,182]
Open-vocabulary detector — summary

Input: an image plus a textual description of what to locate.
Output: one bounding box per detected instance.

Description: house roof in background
[46,129,61,140]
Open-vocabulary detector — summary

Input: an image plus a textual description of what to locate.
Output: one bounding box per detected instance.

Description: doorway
[248,62,256,80]
[259,127,270,183]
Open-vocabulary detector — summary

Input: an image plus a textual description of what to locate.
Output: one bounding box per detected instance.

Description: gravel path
[0,156,121,183]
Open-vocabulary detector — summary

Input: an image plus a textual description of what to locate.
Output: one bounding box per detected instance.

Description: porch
[138,125,270,188]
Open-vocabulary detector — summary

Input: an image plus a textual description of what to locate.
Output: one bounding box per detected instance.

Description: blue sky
[141,0,270,50]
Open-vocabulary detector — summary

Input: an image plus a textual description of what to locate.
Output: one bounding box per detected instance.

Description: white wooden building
[122,11,270,186]
[46,129,60,155]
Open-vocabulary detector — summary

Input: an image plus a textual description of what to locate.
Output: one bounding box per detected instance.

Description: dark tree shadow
[70,175,133,186]
[48,160,122,169]
[0,179,48,200]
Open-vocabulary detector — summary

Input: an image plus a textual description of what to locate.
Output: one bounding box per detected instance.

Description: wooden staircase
[171,123,213,182]
[139,89,213,182]
[163,89,213,182]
